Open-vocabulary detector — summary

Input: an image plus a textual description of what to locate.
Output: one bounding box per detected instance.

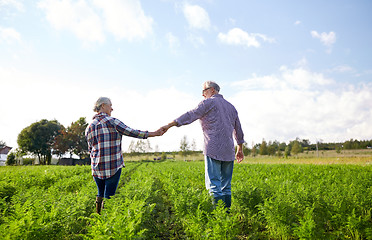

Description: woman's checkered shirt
[85,112,148,179]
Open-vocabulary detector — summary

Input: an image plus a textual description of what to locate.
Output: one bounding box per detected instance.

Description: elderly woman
[85,97,163,214]
[161,81,245,210]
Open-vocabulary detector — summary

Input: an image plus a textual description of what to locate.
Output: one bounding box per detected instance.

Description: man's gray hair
[93,97,111,112]
[203,81,220,92]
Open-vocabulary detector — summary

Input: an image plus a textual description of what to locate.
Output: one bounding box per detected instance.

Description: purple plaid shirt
[175,94,244,161]
[85,112,148,179]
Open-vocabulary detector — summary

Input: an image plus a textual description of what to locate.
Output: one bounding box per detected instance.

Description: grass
[243,156,372,165]
[123,149,372,166]
[245,149,372,165]
[16,149,372,166]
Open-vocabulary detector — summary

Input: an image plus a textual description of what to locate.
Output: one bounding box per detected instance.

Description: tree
[161,152,167,160]
[267,141,277,156]
[52,117,89,159]
[6,148,25,165]
[136,140,146,153]
[136,140,151,153]
[251,142,257,157]
[291,140,303,156]
[127,139,152,154]
[128,140,136,153]
[277,150,283,158]
[0,140,6,148]
[53,126,72,158]
[6,152,16,165]
[17,119,62,165]
[284,145,291,158]
[301,139,311,151]
[242,142,251,156]
[259,140,268,155]
[69,117,89,159]
[191,139,197,152]
[279,142,287,151]
[180,135,190,160]
[190,139,198,161]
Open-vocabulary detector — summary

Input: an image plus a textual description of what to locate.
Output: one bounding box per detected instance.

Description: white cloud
[233,65,333,91]
[38,0,105,44]
[0,26,21,43]
[0,0,24,12]
[280,66,334,90]
[218,28,274,48]
[183,3,211,30]
[92,0,153,41]
[2,64,372,152]
[230,66,372,145]
[294,20,301,25]
[38,0,153,44]
[311,30,336,47]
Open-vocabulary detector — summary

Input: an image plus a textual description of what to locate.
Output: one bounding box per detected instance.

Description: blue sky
[1,0,372,152]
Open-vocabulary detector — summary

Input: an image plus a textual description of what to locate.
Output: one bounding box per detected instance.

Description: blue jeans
[204,156,234,198]
[94,168,122,199]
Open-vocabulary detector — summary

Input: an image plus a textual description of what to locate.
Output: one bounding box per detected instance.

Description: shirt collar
[212,93,223,98]
[93,112,109,119]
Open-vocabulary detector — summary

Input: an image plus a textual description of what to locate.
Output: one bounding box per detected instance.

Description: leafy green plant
[1,162,372,239]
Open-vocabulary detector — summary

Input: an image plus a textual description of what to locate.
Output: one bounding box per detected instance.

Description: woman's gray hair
[93,97,111,112]
[203,81,220,92]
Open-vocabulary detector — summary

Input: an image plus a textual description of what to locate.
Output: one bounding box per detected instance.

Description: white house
[0,146,12,166]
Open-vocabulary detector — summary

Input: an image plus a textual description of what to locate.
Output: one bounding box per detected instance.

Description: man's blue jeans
[94,168,122,199]
[204,156,234,198]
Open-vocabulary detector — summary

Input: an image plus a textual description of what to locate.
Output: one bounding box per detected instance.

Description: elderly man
[161,81,245,209]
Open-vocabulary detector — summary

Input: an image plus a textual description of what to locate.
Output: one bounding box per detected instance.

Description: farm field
[1,160,372,239]
[124,149,372,165]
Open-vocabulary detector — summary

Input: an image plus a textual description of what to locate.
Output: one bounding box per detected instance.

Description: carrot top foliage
[0,162,371,239]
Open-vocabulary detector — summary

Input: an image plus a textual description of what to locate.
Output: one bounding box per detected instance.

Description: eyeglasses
[202,87,211,94]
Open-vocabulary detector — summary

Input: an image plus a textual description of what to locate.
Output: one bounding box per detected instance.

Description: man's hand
[160,121,178,134]
[148,121,178,137]
[148,128,166,137]
[236,144,244,163]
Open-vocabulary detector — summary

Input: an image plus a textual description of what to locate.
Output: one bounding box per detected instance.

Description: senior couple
[85,81,245,214]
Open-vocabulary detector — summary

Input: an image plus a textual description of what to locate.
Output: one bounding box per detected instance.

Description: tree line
[5,118,200,165]
[7,118,88,165]
[2,118,372,165]
[244,138,372,157]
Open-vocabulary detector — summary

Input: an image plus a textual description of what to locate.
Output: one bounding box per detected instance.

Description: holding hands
[148,121,177,137]
[159,121,177,134]
[148,128,166,137]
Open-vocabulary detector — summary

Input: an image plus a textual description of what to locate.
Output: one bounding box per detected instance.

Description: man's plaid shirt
[85,112,148,179]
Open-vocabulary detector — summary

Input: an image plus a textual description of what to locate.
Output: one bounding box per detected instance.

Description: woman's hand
[148,128,166,137]
[148,121,177,137]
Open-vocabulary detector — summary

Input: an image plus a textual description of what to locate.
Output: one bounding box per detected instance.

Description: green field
[124,149,372,165]
[1,160,372,239]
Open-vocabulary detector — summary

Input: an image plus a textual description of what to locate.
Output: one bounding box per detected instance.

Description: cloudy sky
[1,0,371,152]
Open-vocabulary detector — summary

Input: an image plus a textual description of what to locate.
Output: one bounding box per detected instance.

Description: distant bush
[161,152,167,160]
[6,152,16,165]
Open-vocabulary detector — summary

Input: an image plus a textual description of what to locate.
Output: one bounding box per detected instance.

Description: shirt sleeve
[113,118,149,139]
[233,114,245,145]
[175,99,211,126]
[85,124,95,151]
